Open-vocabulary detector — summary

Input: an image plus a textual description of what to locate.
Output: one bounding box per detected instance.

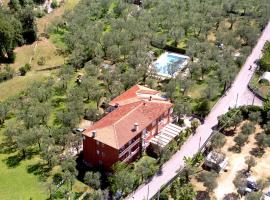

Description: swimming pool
[153,52,189,78]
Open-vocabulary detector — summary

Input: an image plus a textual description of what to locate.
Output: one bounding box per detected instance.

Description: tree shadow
[25,148,39,160]
[228,145,241,153]
[4,153,24,168]
[223,129,236,137]
[27,162,51,181]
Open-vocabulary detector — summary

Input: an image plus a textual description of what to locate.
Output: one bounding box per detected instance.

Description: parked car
[238,187,252,196]
[247,176,259,191]
[261,188,270,200]
[72,128,86,134]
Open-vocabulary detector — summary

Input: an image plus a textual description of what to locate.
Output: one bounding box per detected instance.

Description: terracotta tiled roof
[109,85,160,106]
[83,100,172,149]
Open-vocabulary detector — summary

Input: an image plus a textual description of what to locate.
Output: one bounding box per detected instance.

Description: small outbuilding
[204,151,228,172]
[259,71,270,84]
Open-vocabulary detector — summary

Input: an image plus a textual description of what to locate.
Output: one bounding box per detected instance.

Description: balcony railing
[122,147,140,163]
[119,138,140,158]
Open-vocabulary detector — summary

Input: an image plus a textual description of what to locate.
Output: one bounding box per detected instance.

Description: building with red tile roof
[83,85,173,170]
[109,85,164,106]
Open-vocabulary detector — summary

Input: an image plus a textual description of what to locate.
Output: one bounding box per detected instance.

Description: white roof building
[260,71,270,84]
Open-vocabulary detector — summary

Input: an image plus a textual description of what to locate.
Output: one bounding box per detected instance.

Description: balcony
[122,147,140,163]
[119,138,140,158]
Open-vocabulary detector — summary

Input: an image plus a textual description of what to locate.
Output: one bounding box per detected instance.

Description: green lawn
[0,154,47,200]
[0,130,47,200]
[250,73,270,99]
[0,71,50,101]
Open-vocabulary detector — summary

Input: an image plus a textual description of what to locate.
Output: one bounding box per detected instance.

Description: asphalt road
[126,21,270,200]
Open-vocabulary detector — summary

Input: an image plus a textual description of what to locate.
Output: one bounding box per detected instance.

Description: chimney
[92,131,96,138]
[149,96,152,101]
[134,123,139,132]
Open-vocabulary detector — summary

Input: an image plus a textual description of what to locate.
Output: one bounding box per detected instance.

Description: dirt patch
[191,177,206,192]
[8,37,64,71]
[213,123,266,200]
[253,147,270,179]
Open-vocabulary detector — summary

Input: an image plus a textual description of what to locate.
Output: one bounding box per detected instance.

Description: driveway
[126,21,270,200]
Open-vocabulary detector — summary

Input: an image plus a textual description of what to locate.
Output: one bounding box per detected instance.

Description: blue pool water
[154,53,188,77]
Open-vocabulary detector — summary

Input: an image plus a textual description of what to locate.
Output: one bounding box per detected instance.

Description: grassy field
[0,154,47,200]
[0,0,78,101]
[9,38,65,71]
[249,72,270,99]
[0,71,50,101]
[0,122,87,200]
[0,129,47,200]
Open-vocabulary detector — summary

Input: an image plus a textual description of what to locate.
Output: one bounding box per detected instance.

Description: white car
[263,190,270,200]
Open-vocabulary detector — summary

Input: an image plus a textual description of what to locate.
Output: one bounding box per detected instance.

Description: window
[96,150,100,155]
[102,152,105,157]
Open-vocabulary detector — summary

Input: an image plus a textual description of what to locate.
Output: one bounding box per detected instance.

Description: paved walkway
[126,21,270,200]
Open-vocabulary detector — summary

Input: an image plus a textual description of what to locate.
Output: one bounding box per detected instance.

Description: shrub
[245,156,256,172]
[223,193,239,200]
[245,191,263,200]
[0,65,15,82]
[35,8,45,18]
[7,52,16,63]
[84,171,101,190]
[256,132,270,148]
[211,131,226,149]
[37,56,46,66]
[196,191,210,200]
[233,170,247,194]
[249,147,265,158]
[241,122,255,135]
[234,133,248,147]
[159,187,170,200]
[248,111,262,123]
[19,63,31,76]
[196,171,218,192]
[51,0,58,9]
[52,173,63,185]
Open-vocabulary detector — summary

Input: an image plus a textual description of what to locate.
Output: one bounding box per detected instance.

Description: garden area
[249,42,270,99]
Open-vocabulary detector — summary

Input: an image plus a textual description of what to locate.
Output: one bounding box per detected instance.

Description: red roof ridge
[112,124,119,148]
[114,101,143,127]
